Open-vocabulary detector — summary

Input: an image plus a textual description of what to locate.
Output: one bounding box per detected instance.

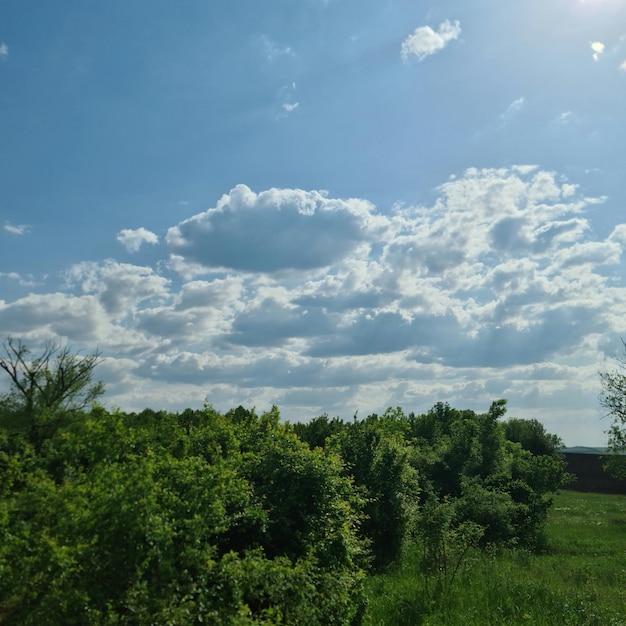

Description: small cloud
[279,81,297,96]
[3,222,29,235]
[557,111,573,124]
[260,35,294,61]
[0,43,7,60]
[117,227,159,253]
[590,41,605,61]
[277,82,299,117]
[499,97,525,127]
[401,19,461,62]
[506,97,525,115]
[0,272,37,287]
[620,60,626,72]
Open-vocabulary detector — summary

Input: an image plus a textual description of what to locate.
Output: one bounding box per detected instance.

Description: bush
[0,406,367,625]
[328,411,420,571]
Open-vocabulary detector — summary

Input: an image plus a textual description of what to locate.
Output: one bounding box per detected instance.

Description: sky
[1,0,626,446]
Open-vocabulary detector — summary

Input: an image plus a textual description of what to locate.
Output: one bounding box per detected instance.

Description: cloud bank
[1,167,623,444]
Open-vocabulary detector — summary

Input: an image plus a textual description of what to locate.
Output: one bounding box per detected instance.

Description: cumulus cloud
[0,43,7,60]
[282,102,299,112]
[401,19,461,62]
[65,260,170,316]
[161,168,621,372]
[166,184,380,274]
[2,168,625,445]
[0,293,109,343]
[591,41,605,61]
[620,59,626,71]
[117,227,159,252]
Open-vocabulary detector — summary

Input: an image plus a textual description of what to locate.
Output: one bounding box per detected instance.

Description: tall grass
[364,491,626,625]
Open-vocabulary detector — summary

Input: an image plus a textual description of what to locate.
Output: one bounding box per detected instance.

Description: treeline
[0,399,569,624]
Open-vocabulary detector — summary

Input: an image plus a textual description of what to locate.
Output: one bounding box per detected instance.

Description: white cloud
[65,260,170,317]
[0,43,7,60]
[557,111,573,124]
[507,97,525,114]
[499,97,525,126]
[260,35,294,61]
[0,272,37,287]
[401,20,461,62]
[591,41,605,61]
[277,82,299,117]
[511,165,539,175]
[117,227,159,252]
[2,168,625,445]
[0,293,110,344]
[620,59,626,71]
[3,222,29,235]
[608,223,626,244]
[166,184,381,274]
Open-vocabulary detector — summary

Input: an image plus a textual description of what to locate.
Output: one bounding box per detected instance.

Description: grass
[363,491,626,625]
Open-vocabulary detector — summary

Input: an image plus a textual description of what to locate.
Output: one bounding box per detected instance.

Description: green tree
[408,401,569,549]
[503,417,563,456]
[0,337,104,444]
[599,343,626,479]
[292,414,347,450]
[328,409,420,571]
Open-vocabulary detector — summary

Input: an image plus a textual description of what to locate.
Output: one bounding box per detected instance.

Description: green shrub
[0,406,367,625]
[328,411,420,571]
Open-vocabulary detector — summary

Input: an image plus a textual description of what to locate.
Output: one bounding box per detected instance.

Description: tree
[599,343,626,479]
[329,411,420,571]
[503,417,563,456]
[0,337,104,441]
[408,401,569,549]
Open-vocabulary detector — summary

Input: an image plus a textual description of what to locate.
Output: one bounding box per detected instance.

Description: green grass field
[364,491,626,625]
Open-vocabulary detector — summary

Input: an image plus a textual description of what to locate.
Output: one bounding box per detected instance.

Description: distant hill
[560,446,610,455]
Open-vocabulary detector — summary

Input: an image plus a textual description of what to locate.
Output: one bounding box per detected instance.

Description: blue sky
[1,0,626,445]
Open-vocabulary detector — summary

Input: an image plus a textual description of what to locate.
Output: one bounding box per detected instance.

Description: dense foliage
[502,417,563,457]
[297,401,570,568]
[0,341,571,624]
[0,406,366,625]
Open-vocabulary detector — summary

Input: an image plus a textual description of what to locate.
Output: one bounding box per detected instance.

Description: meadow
[364,490,626,625]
